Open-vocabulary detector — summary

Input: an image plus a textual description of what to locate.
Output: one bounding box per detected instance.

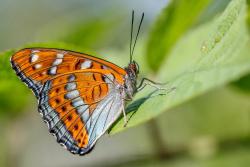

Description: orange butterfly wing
[11,48,128,155]
[11,48,126,97]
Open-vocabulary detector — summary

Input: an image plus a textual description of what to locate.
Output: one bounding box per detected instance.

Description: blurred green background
[1,0,250,167]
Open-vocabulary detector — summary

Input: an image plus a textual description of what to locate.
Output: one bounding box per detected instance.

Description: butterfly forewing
[11,48,126,97]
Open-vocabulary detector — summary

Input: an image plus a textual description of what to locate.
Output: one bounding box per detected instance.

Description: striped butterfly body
[11,48,139,155]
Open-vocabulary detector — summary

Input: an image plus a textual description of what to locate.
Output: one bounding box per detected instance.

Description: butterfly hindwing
[10,48,126,97]
[38,70,124,155]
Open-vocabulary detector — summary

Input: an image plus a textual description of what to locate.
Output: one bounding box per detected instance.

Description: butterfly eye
[135,61,139,74]
[132,61,139,74]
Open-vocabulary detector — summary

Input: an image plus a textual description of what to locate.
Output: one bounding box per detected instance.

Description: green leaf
[110,0,250,134]
[197,0,231,25]
[225,0,250,93]
[146,0,212,71]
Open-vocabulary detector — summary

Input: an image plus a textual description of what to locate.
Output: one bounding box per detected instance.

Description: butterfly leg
[122,105,128,127]
[136,78,167,92]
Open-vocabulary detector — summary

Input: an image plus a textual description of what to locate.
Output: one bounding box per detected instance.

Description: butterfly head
[128,60,139,75]
[124,61,139,98]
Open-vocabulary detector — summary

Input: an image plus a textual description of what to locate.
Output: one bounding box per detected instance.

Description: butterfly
[10,12,157,155]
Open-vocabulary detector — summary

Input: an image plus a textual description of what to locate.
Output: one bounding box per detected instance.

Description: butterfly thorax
[124,61,139,99]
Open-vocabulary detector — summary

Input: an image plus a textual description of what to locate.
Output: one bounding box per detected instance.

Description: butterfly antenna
[130,10,135,63]
[131,12,144,58]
